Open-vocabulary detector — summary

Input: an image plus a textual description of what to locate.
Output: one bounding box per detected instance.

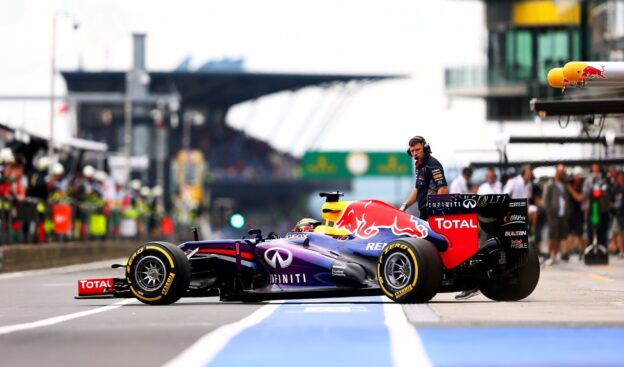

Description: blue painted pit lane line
[205,297,394,367]
[418,327,624,367]
[169,297,624,367]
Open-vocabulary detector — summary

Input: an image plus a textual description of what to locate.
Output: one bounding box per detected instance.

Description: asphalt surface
[1,256,623,367]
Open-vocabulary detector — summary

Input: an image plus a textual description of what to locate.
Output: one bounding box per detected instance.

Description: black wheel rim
[134,255,167,291]
[384,252,412,289]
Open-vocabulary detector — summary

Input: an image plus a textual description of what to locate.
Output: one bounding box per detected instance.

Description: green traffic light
[230,213,245,229]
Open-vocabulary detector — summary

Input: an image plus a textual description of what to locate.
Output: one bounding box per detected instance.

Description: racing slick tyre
[125,242,192,305]
[377,238,442,303]
[480,246,540,301]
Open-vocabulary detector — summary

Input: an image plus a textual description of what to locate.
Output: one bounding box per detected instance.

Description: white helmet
[82,165,95,178]
[52,163,65,176]
[151,185,163,197]
[0,148,14,164]
[130,179,141,191]
[140,186,151,197]
[36,156,50,171]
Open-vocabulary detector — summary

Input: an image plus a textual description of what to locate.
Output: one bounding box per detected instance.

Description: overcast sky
[0,0,587,169]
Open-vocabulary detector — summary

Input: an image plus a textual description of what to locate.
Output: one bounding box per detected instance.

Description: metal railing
[445,65,532,90]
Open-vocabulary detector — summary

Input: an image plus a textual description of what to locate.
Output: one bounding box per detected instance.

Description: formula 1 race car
[76,192,539,304]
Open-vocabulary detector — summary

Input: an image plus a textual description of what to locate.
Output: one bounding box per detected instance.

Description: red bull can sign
[548,61,624,91]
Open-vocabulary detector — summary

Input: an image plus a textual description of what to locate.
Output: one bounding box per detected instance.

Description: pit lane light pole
[124,34,150,183]
[48,11,79,174]
[124,69,133,182]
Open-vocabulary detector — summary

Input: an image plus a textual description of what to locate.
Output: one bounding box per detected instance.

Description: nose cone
[563,61,587,84]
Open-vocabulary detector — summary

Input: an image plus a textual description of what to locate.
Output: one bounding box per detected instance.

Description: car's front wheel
[126,242,191,305]
[377,238,442,303]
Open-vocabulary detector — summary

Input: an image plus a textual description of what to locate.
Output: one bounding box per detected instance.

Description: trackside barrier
[53,204,72,236]
[0,240,139,273]
[0,197,174,245]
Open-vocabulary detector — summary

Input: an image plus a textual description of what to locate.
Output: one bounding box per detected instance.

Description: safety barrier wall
[0,196,173,246]
[0,240,139,273]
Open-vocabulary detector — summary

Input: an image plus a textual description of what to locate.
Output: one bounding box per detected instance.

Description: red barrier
[53,204,72,235]
[161,216,174,236]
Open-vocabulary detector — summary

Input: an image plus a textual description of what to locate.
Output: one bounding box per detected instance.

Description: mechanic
[399,136,448,219]
[477,167,502,195]
[503,164,533,199]
[449,166,473,194]
[400,136,479,301]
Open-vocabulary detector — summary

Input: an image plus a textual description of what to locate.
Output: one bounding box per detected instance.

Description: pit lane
[0,257,623,367]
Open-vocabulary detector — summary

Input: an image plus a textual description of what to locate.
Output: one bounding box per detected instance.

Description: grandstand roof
[61,70,401,107]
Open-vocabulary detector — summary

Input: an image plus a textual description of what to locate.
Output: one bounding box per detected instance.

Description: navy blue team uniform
[415,155,447,219]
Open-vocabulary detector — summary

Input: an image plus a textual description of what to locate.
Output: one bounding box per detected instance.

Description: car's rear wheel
[377,238,442,303]
[480,246,540,301]
[126,242,191,305]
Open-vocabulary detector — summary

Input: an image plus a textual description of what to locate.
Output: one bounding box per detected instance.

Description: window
[132,125,151,156]
[506,30,533,81]
[538,31,570,83]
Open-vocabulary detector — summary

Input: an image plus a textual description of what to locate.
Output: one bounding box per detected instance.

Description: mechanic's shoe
[455,288,481,301]
[561,253,570,262]
[542,257,557,266]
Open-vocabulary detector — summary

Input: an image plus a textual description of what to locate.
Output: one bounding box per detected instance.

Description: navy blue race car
[77,192,539,304]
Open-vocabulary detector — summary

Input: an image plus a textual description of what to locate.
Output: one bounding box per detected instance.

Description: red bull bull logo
[582,65,606,79]
[335,200,428,239]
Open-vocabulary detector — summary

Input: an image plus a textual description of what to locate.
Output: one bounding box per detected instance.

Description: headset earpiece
[423,142,432,155]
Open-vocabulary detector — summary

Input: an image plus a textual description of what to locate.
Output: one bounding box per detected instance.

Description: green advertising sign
[302,151,413,179]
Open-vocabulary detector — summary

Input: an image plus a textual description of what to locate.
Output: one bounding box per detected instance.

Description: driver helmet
[293,218,322,232]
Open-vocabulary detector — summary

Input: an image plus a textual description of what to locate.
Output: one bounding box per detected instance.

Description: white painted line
[164,301,283,367]
[383,302,434,367]
[0,258,125,280]
[0,299,136,336]
[402,304,441,323]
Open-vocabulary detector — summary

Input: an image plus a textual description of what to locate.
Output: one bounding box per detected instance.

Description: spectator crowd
[450,163,624,264]
[0,148,169,245]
